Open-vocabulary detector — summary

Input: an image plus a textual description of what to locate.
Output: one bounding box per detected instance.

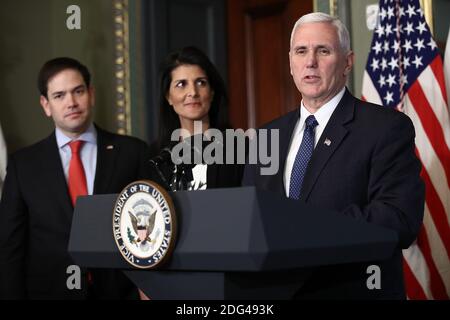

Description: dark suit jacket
[0,126,152,299]
[242,89,425,299]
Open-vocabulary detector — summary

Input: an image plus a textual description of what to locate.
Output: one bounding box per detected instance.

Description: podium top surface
[69,186,398,271]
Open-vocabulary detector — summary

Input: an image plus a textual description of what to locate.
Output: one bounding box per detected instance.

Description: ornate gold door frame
[420,0,433,34]
[113,0,131,135]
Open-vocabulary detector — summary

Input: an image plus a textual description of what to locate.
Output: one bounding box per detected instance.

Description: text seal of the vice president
[113,180,177,269]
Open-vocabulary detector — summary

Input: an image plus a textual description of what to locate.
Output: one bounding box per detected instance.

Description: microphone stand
[150,135,211,192]
[149,148,173,191]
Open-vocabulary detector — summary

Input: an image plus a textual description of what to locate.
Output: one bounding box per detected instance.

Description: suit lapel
[272,110,299,196]
[301,90,355,200]
[93,128,118,194]
[41,133,73,218]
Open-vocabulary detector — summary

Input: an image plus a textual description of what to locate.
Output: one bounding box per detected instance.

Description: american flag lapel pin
[324,138,331,146]
[106,145,114,150]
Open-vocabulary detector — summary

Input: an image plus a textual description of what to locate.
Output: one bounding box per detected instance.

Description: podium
[68,186,398,299]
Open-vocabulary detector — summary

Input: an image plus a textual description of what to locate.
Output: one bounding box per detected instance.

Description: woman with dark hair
[150,46,243,191]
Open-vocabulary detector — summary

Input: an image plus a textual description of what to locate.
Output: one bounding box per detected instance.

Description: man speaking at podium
[0,57,151,299]
[242,13,425,299]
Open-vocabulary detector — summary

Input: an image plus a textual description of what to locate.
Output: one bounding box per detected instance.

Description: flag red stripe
[418,164,450,258]
[429,57,449,105]
[403,256,428,299]
[408,82,450,189]
[408,147,450,299]
[416,224,450,299]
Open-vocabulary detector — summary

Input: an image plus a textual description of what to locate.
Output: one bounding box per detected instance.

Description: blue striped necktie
[289,115,318,199]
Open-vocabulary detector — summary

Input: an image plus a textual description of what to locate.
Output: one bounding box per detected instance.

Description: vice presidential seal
[113,180,176,269]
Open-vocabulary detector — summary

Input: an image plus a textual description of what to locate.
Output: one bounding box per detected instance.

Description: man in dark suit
[0,57,151,299]
[242,13,425,299]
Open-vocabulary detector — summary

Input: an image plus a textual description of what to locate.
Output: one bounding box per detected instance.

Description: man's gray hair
[290,12,351,53]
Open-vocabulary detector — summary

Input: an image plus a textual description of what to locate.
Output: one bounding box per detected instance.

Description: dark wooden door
[227,0,313,129]
[143,0,227,142]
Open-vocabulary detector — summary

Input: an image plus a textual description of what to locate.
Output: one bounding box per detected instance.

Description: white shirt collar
[298,87,346,129]
[55,123,97,149]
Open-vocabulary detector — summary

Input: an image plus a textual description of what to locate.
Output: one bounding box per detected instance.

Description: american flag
[362,0,450,299]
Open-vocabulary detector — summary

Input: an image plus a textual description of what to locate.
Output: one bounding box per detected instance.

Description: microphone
[149,147,173,191]
[149,146,172,167]
[149,144,193,192]
[149,135,221,191]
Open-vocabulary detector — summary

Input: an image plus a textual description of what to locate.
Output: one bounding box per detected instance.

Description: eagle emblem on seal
[127,199,159,252]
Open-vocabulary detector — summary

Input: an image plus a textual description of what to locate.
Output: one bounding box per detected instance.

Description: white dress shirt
[187,164,208,190]
[284,88,345,197]
[56,123,98,195]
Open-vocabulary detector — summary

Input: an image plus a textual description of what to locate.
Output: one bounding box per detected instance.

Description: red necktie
[68,140,94,286]
[68,140,88,206]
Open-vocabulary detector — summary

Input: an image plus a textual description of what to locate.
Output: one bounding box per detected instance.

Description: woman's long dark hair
[157,46,230,149]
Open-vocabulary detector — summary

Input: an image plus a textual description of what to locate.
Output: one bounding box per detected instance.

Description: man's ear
[40,95,52,117]
[343,51,354,76]
[289,51,293,76]
[88,86,95,107]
